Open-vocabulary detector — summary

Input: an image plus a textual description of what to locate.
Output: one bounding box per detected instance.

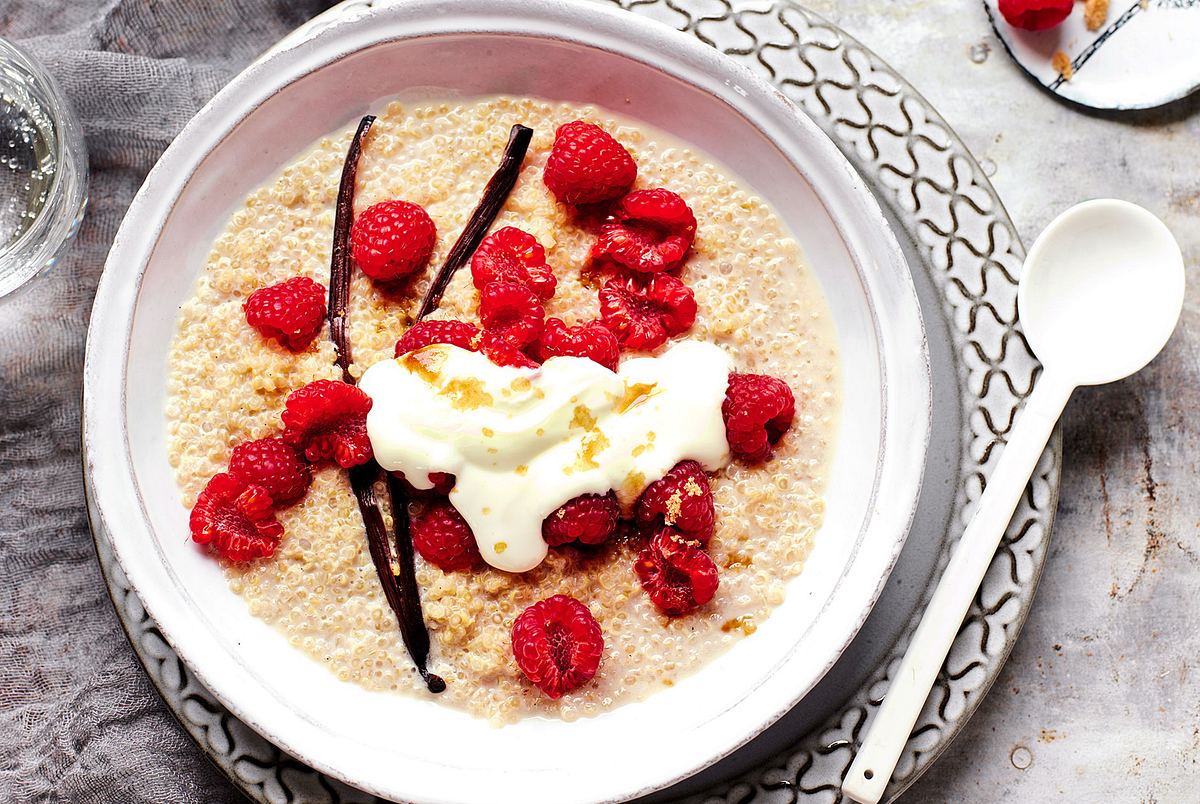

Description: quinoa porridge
[166,96,841,723]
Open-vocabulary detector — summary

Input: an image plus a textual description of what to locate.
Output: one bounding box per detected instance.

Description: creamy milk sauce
[360,341,732,572]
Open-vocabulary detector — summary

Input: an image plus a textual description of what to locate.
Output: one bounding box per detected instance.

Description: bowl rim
[82,1,932,801]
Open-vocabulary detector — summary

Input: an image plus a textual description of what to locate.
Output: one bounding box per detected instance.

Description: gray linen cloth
[0,3,332,801]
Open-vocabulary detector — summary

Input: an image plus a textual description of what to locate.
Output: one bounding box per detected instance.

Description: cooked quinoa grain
[166,97,840,723]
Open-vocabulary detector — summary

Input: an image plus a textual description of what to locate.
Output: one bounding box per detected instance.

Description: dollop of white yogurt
[359,340,732,573]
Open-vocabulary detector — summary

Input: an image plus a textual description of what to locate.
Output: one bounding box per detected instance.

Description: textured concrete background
[792,2,1200,801]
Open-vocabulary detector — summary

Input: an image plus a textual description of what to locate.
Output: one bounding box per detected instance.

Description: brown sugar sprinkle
[400,349,444,383]
[442,377,493,410]
[1084,0,1109,31]
[619,469,648,506]
[616,381,658,413]
[1052,51,1074,80]
[570,431,609,473]
[166,96,840,723]
[665,491,684,523]
[721,615,758,636]
[569,404,597,431]
[723,551,753,570]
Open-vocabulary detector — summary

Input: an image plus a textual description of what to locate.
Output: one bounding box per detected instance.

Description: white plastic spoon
[842,199,1185,804]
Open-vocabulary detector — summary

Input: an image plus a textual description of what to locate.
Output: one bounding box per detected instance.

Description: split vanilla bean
[327,117,533,694]
[328,114,443,692]
[415,123,533,318]
[329,114,375,385]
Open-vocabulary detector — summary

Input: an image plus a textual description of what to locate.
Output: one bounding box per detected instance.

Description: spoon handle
[842,371,1074,804]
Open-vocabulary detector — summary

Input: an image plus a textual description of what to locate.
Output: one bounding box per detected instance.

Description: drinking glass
[0,38,88,299]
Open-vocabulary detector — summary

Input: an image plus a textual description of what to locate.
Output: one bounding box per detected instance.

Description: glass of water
[0,38,88,299]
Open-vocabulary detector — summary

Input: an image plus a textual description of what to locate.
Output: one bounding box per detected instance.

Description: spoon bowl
[1018,198,1186,386]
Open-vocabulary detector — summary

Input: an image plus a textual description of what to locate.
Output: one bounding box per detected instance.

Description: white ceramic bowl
[83,1,931,802]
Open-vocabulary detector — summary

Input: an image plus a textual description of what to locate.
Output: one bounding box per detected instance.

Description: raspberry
[471,227,557,301]
[722,373,796,463]
[479,281,544,349]
[228,437,311,506]
[542,492,620,547]
[598,273,697,351]
[427,472,455,494]
[634,529,719,616]
[592,189,696,274]
[189,473,284,561]
[351,200,437,282]
[511,595,604,698]
[410,498,482,571]
[997,0,1072,30]
[395,471,457,496]
[281,379,374,468]
[242,276,326,351]
[394,319,481,357]
[634,461,714,544]
[543,120,637,205]
[479,332,540,369]
[536,318,620,372]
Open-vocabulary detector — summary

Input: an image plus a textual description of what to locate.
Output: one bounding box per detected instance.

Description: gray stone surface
[797,2,1200,801]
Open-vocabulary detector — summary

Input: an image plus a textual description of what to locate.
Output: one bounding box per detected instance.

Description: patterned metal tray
[86,1,1061,801]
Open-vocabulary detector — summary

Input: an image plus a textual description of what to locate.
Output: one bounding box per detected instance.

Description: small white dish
[984,0,1200,110]
[82,1,931,802]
